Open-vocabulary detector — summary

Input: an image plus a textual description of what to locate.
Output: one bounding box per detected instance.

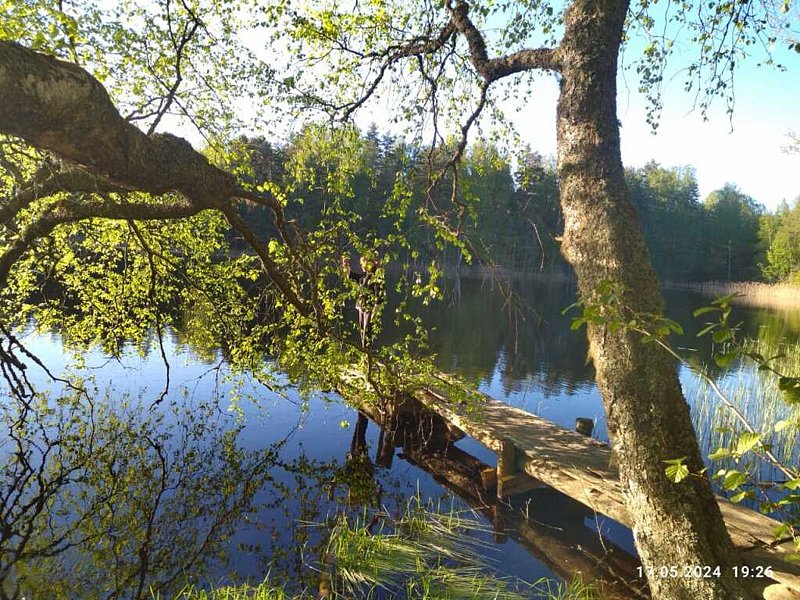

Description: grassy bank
[666,281,800,310]
[163,500,603,600]
[169,579,599,600]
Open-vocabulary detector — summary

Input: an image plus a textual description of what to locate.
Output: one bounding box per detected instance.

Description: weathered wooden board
[413,384,800,595]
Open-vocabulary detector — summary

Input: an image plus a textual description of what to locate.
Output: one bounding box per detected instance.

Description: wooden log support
[493,504,508,544]
[496,438,516,499]
[575,417,594,437]
[480,466,497,492]
[376,426,395,468]
[496,438,543,499]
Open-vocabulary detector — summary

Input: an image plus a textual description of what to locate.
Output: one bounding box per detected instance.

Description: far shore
[664,280,800,310]
[399,262,800,310]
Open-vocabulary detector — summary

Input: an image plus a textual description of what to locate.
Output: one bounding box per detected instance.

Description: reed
[167,498,600,600]
[168,584,291,599]
[666,280,800,310]
[325,498,533,599]
[688,334,800,483]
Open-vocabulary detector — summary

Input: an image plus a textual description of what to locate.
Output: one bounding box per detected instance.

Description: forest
[235,126,800,284]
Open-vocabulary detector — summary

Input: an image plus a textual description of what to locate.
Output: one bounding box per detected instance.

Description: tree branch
[0,196,203,284]
[1,168,130,226]
[219,206,312,317]
[448,1,560,81]
[0,41,235,208]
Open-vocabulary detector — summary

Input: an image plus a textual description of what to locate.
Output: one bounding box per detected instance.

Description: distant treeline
[232,126,800,284]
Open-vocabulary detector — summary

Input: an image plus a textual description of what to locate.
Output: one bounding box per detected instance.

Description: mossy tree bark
[556,1,753,598]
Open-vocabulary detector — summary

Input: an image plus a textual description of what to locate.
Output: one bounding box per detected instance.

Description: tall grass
[688,334,800,484]
[324,498,535,599]
[166,499,601,600]
[167,583,293,599]
[668,281,800,310]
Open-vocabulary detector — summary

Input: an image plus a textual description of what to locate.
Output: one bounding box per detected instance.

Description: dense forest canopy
[236,126,799,283]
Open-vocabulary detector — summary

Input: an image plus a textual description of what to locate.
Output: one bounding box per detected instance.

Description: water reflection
[1,384,282,599]
[2,276,799,597]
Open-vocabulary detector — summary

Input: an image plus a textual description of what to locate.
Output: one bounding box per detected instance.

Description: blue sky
[352,41,797,212]
[496,37,800,211]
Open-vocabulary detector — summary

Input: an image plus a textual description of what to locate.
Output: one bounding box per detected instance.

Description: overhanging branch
[448,0,560,81]
[0,41,235,207]
[0,196,203,283]
[1,168,130,227]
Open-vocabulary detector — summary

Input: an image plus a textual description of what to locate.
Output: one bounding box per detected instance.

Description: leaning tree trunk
[555,1,753,598]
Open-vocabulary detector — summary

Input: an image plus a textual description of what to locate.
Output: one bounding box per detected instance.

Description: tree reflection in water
[0,373,425,599]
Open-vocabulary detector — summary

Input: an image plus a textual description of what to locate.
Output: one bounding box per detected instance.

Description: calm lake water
[3,276,799,598]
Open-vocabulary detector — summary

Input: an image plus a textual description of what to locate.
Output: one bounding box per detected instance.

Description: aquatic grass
[667,281,800,310]
[165,577,598,600]
[163,497,601,600]
[324,497,539,599]
[164,581,295,599]
[689,333,800,471]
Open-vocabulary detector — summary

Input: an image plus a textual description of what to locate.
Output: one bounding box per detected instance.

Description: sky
[347,19,800,212]
[499,41,800,212]
[231,3,799,212]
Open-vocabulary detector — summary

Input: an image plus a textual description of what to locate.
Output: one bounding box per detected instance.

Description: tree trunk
[555,1,753,598]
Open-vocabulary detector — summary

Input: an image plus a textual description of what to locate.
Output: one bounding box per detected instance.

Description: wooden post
[493,504,508,544]
[575,417,594,437]
[496,439,516,499]
[376,426,395,468]
[496,439,543,498]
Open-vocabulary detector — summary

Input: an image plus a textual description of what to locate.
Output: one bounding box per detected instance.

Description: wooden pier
[341,370,800,599]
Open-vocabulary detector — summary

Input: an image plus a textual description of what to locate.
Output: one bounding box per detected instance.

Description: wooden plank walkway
[406,378,800,598]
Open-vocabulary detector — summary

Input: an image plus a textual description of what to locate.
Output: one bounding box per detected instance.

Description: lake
[2,275,799,598]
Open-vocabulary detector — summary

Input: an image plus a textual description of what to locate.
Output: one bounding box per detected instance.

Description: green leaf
[660,317,683,335]
[714,351,737,368]
[708,447,731,461]
[730,490,749,503]
[697,323,718,337]
[570,318,585,331]
[774,522,792,539]
[693,306,721,317]
[778,377,800,404]
[712,292,742,306]
[760,501,779,513]
[781,388,800,405]
[665,463,690,483]
[712,329,732,343]
[722,470,748,491]
[784,479,800,491]
[561,303,578,316]
[774,420,791,432]
[735,432,761,456]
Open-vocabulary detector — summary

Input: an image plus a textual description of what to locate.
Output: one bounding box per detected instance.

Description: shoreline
[664,280,800,310]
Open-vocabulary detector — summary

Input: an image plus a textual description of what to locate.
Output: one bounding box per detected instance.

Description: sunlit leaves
[664,456,690,483]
